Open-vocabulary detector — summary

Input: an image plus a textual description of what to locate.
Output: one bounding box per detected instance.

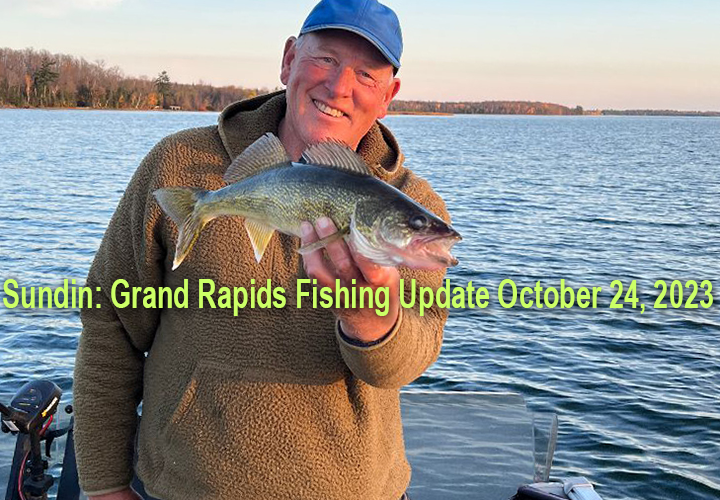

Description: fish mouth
[404,229,462,269]
[312,99,347,119]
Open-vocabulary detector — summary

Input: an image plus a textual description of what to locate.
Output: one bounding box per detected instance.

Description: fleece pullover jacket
[73,91,451,500]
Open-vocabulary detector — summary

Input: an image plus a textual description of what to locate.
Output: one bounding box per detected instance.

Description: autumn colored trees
[388,100,584,116]
[0,47,269,110]
[1,47,588,115]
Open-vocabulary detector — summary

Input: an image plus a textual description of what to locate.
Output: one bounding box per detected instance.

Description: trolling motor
[1,380,70,500]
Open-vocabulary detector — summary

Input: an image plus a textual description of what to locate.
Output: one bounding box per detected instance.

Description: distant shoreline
[387,111,454,116]
[3,47,720,117]
[2,105,719,117]
[0,105,216,113]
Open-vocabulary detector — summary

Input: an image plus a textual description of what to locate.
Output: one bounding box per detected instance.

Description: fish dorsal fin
[301,140,372,176]
[244,219,276,263]
[224,133,290,184]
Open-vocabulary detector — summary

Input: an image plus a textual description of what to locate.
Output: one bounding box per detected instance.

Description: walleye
[153,133,460,271]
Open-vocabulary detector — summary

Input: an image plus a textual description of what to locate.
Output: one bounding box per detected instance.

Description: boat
[2,381,604,500]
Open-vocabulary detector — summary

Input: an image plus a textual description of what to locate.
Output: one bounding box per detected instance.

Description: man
[74,1,452,499]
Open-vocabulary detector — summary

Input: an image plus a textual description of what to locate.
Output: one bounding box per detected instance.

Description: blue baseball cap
[300,0,403,69]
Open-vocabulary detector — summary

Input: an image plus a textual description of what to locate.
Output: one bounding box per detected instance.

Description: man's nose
[325,66,354,98]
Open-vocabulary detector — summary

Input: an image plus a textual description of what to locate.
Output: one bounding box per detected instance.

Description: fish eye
[409,214,428,230]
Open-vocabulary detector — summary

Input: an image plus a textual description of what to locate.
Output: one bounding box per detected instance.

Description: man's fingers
[300,221,318,245]
[362,265,390,287]
[315,217,361,284]
[300,221,337,288]
[354,254,382,284]
[353,253,394,286]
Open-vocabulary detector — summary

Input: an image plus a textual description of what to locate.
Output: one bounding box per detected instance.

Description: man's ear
[280,36,298,85]
[376,77,401,119]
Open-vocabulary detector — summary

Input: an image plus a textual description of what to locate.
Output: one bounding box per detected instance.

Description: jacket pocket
[150,362,216,498]
[161,365,200,443]
[146,361,407,500]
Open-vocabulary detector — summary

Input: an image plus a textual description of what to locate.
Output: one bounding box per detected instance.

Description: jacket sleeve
[335,174,451,389]
[73,139,170,495]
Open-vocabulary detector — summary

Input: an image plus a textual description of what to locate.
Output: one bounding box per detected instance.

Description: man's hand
[301,217,400,343]
[89,487,143,500]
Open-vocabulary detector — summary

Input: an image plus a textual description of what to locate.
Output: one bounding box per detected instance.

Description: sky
[1,0,719,110]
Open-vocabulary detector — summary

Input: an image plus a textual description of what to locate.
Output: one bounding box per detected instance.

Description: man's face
[279,30,401,154]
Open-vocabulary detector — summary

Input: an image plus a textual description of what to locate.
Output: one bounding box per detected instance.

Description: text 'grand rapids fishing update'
[6,277,686,317]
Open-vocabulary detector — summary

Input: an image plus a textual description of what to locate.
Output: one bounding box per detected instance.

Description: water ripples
[0,110,719,499]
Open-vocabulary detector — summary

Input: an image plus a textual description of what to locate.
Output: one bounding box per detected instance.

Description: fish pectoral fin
[297,227,350,255]
[244,219,276,263]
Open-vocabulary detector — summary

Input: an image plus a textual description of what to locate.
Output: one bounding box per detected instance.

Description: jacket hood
[217,90,404,182]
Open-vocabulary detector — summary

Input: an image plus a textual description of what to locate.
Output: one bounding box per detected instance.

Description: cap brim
[300,23,401,69]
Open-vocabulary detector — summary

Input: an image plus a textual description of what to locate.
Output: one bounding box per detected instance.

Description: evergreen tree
[154,70,172,108]
[33,58,59,106]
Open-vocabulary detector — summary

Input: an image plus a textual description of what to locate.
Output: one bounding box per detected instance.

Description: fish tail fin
[153,187,212,270]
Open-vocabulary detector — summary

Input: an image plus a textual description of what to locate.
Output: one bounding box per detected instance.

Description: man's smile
[312,99,347,118]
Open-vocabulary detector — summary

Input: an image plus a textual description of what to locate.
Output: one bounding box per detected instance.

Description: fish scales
[204,164,381,235]
[153,133,460,270]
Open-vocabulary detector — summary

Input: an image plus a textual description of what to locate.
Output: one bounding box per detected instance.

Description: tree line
[0,47,271,111]
[3,47,716,116]
[0,47,586,114]
[598,109,720,117]
[389,100,584,116]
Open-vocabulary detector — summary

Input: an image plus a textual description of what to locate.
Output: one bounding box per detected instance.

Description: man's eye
[357,71,376,86]
[318,57,335,65]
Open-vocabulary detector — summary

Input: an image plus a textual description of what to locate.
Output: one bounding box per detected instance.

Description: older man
[73,1,451,499]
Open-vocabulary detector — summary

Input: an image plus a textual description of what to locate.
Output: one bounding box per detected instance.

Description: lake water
[0,109,718,500]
